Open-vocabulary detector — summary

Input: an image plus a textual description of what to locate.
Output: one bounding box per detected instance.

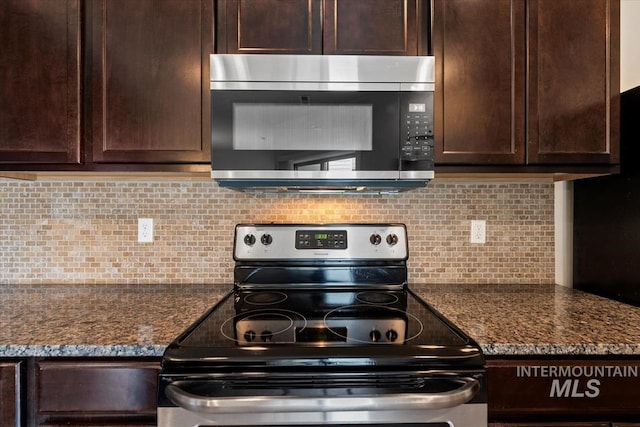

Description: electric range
[158,224,486,427]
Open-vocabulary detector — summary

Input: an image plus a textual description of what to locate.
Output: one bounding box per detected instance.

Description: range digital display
[296,327,347,343]
[295,230,347,249]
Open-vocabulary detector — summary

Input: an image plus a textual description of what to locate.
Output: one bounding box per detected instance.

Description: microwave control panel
[401,92,434,163]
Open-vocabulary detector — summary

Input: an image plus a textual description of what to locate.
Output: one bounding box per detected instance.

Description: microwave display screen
[232,103,372,151]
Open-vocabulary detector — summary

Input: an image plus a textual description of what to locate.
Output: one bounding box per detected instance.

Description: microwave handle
[164,377,479,414]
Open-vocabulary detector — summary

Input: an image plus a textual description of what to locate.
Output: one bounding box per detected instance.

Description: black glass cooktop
[163,287,484,370]
[179,288,465,347]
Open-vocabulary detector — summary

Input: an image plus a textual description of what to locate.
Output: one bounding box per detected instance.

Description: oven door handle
[164,377,480,414]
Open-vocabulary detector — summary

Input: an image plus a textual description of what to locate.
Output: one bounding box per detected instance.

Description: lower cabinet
[31,358,160,426]
[488,358,640,424]
[0,361,23,427]
[8,357,640,426]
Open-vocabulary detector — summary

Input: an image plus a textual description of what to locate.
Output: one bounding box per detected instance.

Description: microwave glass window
[296,156,356,171]
[232,104,373,151]
[296,163,321,171]
[327,157,356,170]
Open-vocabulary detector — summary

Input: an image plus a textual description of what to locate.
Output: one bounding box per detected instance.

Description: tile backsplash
[0,181,554,285]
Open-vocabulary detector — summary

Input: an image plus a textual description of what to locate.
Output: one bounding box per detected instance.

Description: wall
[0,181,555,285]
[554,181,573,287]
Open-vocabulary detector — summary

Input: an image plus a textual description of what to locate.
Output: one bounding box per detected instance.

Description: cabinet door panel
[0,361,21,427]
[36,360,159,421]
[488,359,640,420]
[527,0,619,164]
[323,0,418,55]
[0,0,81,164]
[90,0,212,163]
[219,0,322,54]
[432,0,526,164]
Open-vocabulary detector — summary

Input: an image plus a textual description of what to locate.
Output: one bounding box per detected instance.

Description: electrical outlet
[138,218,154,243]
[470,220,486,244]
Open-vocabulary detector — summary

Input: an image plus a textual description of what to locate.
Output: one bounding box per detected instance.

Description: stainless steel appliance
[158,224,487,426]
[210,55,435,193]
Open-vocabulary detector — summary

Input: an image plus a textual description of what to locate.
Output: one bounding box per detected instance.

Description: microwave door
[210,91,401,174]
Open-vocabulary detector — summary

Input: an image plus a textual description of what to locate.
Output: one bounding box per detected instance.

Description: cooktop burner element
[243,291,288,305]
[356,291,400,305]
[220,308,305,344]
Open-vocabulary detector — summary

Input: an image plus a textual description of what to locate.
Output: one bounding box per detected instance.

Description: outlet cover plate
[138,218,154,243]
[470,220,486,244]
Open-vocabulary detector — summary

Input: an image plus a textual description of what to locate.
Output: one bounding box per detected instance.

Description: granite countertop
[0,284,227,357]
[412,283,640,356]
[1,283,640,358]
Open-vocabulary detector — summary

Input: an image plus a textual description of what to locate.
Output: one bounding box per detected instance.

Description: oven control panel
[235,318,407,345]
[295,230,347,249]
[234,224,408,261]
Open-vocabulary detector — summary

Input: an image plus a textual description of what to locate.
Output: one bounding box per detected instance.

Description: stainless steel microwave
[210,54,435,194]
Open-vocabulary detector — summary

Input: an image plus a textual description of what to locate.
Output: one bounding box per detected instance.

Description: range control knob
[260,234,273,245]
[369,329,381,342]
[243,330,256,342]
[386,234,399,246]
[369,233,382,246]
[386,329,399,342]
[261,330,273,343]
[243,234,256,246]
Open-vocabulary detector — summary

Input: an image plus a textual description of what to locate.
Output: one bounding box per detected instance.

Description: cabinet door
[0,361,22,427]
[90,0,212,164]
[488,359,640,420]
[527,0,620,164]
[432,0,526,164]
[217,0,427,56]
[323,0,421,55]
[217,0,322,54]
[0,0,81,165]
[35,359,159,424]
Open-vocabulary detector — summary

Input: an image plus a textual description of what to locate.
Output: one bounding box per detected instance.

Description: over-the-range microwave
[210,54,434,194]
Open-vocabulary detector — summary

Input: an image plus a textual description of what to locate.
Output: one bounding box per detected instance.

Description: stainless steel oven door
[158,405,486,426]
[158,372,487,427]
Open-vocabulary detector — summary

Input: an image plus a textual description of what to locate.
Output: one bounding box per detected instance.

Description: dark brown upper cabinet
[433,0,619,166]
[0,0,81,165]
[527,0,619,164]
[89,0,213,164]
[0,0,619,173]
[432,0,526,164]
[217,0,323,54]
[323,0,422,55]
[217,0,429,55]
